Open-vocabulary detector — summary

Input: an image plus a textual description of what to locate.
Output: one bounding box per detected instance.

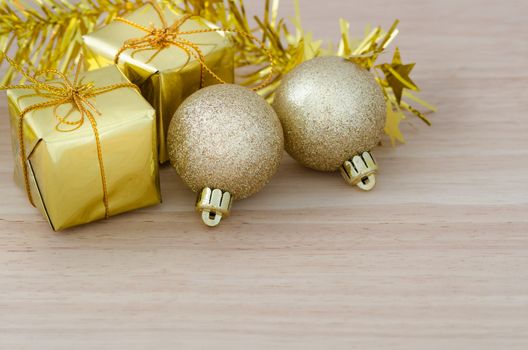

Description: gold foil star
[384,103,406,145]
[381,48,418,104]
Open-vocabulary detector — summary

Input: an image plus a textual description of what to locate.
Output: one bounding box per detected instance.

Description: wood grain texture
[1,0,527,348]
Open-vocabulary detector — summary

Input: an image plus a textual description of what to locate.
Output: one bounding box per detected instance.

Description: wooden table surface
[1,0,527,348]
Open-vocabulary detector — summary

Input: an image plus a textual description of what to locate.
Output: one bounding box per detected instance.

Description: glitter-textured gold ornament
[168,84,284,226]
[273,56,386,190]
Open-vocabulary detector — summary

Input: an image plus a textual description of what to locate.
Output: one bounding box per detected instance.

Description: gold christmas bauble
[168,84,283,226]
[273,56,386,173]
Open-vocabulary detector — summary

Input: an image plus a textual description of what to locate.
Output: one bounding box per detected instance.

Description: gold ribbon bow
[114,0,274,91]
[0,54,139,219]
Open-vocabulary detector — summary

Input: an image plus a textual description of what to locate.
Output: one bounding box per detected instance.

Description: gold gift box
[7,65,161,231]
[83,4,235,163]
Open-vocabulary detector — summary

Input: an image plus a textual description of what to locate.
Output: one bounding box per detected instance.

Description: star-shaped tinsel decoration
[380,48,418,105]
[384,103,406,146]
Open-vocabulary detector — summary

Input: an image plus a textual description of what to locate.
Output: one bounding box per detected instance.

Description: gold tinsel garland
[0,0,435,143]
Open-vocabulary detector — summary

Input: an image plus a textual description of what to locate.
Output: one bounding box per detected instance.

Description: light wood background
[1,0,527,349]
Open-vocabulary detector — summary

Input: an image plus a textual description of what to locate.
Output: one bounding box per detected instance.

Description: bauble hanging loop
[273,56,386,189]
[196,188,233,227]
[340,151,378,191]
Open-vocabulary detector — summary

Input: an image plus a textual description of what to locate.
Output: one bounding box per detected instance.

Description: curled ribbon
[114,0,275,91]
[0,54,139,219]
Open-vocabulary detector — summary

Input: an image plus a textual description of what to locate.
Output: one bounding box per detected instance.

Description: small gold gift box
[83,3,235,163]
[6,65,161,231]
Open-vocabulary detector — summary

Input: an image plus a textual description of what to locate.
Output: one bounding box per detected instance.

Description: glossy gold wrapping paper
[6,65,161,231]
[82,4,235,163]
